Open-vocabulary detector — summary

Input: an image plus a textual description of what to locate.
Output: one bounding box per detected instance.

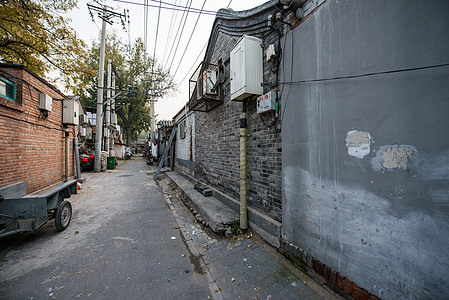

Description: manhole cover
[119,174,134,177]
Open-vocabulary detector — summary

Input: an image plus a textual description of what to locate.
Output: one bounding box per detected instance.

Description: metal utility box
[63,99,79,125]
[111,112,117,125]
[39,93,52,111]
[230,36,263,101]
[257,90,276,114]
[79,127,86,137]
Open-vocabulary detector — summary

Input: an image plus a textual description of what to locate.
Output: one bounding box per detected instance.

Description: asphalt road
[0,157,211,299]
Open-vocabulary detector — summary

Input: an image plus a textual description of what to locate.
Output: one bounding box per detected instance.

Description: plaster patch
[382,147,413,169]
[345,130,373,159]
[371,145,418,171]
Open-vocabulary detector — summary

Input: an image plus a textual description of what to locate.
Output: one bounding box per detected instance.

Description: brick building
[0,63,77,193]
[176,2,285,245]
[175,0,449,299]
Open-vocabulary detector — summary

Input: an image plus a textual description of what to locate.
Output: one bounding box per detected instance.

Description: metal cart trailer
[0,180,77,238]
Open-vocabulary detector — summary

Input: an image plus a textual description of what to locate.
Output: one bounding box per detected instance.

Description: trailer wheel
[55,201,72,231]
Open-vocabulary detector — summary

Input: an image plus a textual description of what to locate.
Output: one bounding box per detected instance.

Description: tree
[76,34,175,146]
[75,33,126,108]
[0,0,93,90]
[117,38,175,146]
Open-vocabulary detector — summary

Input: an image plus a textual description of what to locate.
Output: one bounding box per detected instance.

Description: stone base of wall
[279,238,381,300]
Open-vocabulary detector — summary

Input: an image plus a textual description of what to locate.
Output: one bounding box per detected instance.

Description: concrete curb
[166,170,281,248]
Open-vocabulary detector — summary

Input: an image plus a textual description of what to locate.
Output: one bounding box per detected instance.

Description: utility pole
[110,71,116,156]
[104,59,112,153]
[88,3,129,172]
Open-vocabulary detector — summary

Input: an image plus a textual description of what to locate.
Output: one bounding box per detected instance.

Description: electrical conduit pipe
[64,127,70,182]
[240,111,248,232]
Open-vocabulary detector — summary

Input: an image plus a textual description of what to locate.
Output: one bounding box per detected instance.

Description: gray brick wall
[194,28,283,222]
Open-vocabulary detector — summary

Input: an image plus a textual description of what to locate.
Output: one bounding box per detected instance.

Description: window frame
[0,76,16,102]
[179,120,186,139]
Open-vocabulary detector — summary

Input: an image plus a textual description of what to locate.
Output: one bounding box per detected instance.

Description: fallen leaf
[73,271,82,276]
[231,278,235,282]
[53,251,59,255]
[117,272,120,275]
[90,217,95,220]
[88,293,92,297]
[0,268,3,271]
[185,270,190,273]
[75,231,79,235]
[77,293,83,297]
[105,261,110,264]
[168,266,172,269]
[127,277,130,281]
[63,236,69,239]
[57,286,65,291]
[181,254,186,257]
[248,244,252,248]
[215,287,222,292]
[173,226,180,229]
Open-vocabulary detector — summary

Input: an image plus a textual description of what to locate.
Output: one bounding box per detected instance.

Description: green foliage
[0,0,93,90]
[232,219,240,236]
[75,33,175,146]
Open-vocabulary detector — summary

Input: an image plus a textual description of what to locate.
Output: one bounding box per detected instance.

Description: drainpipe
[74,137,81,179]
[64,127,70,182]
[239,109,248,232]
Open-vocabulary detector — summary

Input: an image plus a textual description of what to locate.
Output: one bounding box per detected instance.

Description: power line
[151,0,162,75]
[172,0,207,78]
[163,0,191,71]
[161,0,180,66]
[167,0,193,72]
[110,0,266,20]
[177,40,207,89]
[280,62,449,85]
[112,0,216,15]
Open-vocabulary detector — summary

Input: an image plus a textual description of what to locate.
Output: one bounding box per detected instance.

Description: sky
[62,0,268,121]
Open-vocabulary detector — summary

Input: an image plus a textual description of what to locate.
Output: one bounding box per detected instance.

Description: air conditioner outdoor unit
[79,114,88,125]
[39,93,52,111]
[202,69,217,95]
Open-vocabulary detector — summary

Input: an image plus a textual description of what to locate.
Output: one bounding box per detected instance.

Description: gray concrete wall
[281,1,449,299]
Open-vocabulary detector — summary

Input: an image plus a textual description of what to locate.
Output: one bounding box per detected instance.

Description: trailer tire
[55,201,72,231]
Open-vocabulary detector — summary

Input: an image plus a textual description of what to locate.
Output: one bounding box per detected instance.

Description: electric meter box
[79,127,86,137]
[257,90,276,114]
[230,36,263,101]
[39,93,52,111]
[63,98,79,125]
[111,112,117,125]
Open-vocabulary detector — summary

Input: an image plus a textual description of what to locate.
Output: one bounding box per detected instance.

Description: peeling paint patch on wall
[371,145,418,171]
[345,130,373,159]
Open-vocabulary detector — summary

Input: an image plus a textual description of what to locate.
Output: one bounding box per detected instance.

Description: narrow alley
[0,157,336,300]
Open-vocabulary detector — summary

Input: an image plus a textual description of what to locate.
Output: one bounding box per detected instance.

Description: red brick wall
[0,66,77,194]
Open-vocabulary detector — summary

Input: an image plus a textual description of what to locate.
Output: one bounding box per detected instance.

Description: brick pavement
[159,177,339,300]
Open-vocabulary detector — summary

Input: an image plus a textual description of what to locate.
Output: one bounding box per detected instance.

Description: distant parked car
[80,153,95,171]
